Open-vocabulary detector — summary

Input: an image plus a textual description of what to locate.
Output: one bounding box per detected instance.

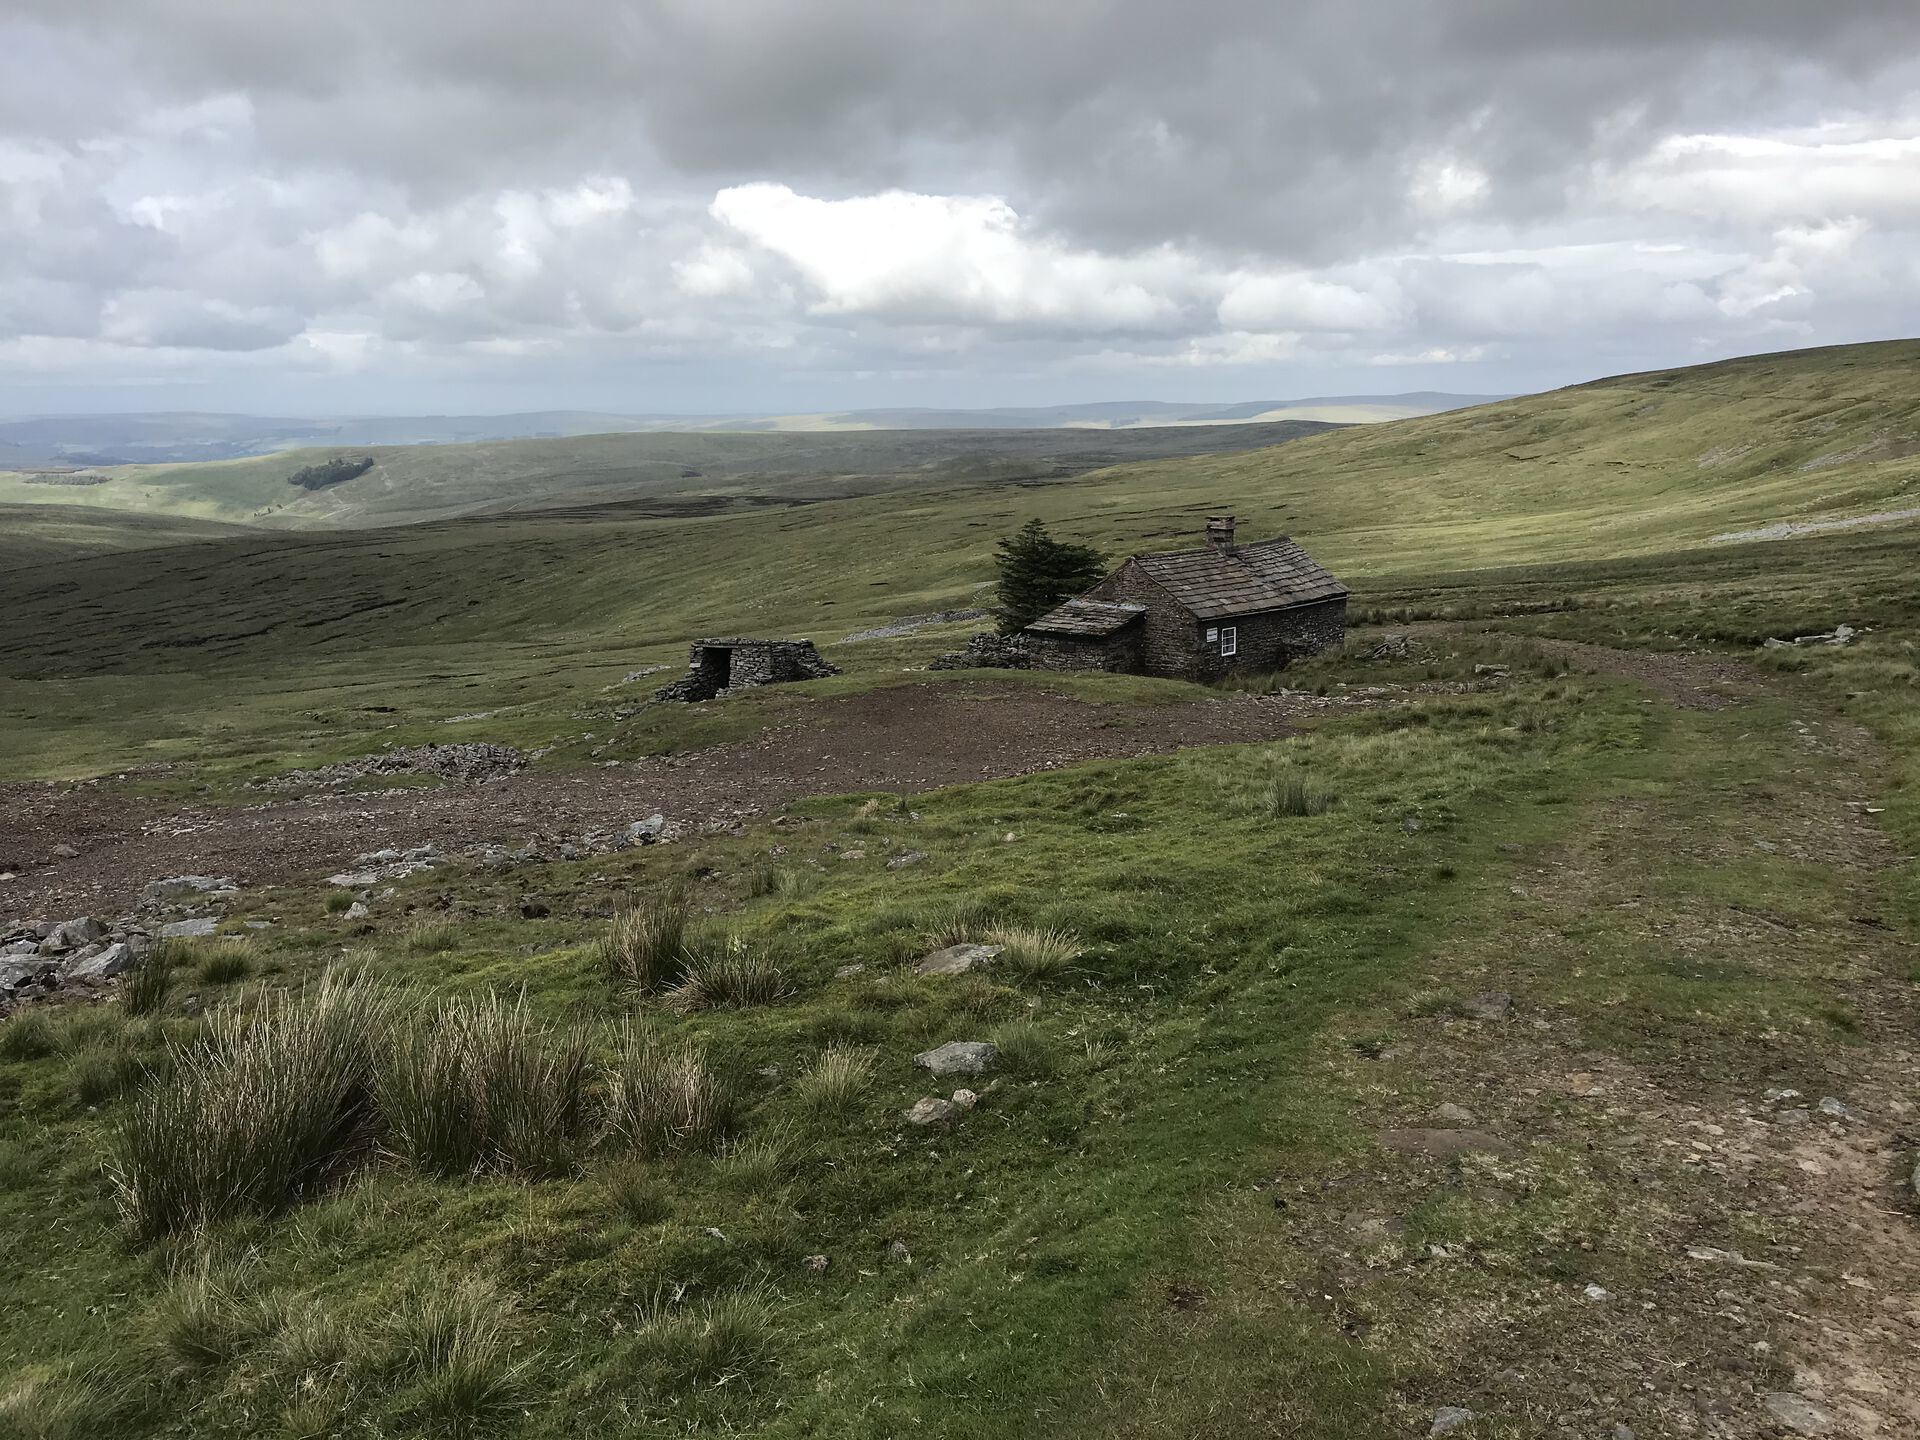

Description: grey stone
[1612,1427,1635,1440]
[1460,990,1513,1020]
[1764,1393,1833,1434]
[904,1097,960,1126]
[625,814,666,844]
[914,943,1004,978]
[1378,1128,1514,1160]
[51,843,79,859]
[1816,1096,1854,1120]
[887,850,928,869]
[144,875,233,902]
[0,957,59,991]
[887,1239,912,1264]
[1684,1246,1781,1271]
[834,963,867,979]
[1582,1283,1611,1302]
[1430,1407,1474,1436]
[3,940,39,957]
[914,1040,997,1077]
[40,917,108,953]
[344,902,369,921]
[159,918,219,939]
[802,1254,829,1273]
[1401,815,1424,833]
[65,942,137,982]
[951,1088,979,1110]
[1432,1103,1476,1124]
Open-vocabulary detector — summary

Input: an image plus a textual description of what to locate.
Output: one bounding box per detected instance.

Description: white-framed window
[1205,627,1218,643]
[1219,626,1238,657]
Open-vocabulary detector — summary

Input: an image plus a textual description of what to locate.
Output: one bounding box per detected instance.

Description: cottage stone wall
[1023,625,1143,673]
[1086,562,1206,677]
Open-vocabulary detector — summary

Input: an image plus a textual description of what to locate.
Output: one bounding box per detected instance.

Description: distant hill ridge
[0,393,1499,467]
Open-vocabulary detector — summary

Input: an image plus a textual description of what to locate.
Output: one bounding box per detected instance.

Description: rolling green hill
[0,503,257,567]
[3,338,1915,787]
[0,420,1342,530]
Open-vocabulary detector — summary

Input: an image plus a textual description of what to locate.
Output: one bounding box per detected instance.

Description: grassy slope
[0,505,255,568]
[0,420,1340,529]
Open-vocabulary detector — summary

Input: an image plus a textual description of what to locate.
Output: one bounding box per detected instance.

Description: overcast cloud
[4,1,1919,413]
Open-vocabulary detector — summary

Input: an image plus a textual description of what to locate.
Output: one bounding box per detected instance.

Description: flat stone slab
[1377,1127,1514,1160]
[144,875,235,902]
[914,943,1003,978]
[1764,1393,1834,1435]
[1460,990,1513,1019]
[914,1040,998,1076]
[159,918,219,939]
[65,943,137,982]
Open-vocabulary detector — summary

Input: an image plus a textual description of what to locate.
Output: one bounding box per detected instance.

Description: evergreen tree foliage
[993,519,1108,634]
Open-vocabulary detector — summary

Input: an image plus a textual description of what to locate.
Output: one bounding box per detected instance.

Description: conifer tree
[992,519,1108,633]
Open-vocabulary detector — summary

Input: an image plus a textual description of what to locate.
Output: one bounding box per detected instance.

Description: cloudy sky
[5,1,1919,415]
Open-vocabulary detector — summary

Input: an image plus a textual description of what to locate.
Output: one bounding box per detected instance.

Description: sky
[4,1,1920,417]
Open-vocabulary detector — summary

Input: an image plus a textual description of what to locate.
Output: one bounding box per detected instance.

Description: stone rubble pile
[250,742,528,792]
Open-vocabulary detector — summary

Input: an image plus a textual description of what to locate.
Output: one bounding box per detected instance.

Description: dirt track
[4,681,1323,918]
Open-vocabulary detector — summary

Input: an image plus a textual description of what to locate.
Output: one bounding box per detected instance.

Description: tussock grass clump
[121,954,173,1017]
[793,1046,873,1114]
[627,1285,778,1393]
[1259,772,1336,818]
[605,1028,735,1157]
[145,1262,285,1375]
[0,1010,59,1062]
[404,919,459,955]
[668,936,785,1011]
[324,890,357,915]
[604,1161,671,1226]
[154,935,253,988]
[982,925,1084,982]
[0,1364,130,1440]
[197,947,254,985]
[714,1132,795,1191]
[376,993,592,1178]
[72,1044,153,1107]
[598,890,688,993]
[987,1020,1055,1076]
[384,1277,525,1435]
[0,1139,34,1191]
[108,971,391,1243]
[923,899,993,950]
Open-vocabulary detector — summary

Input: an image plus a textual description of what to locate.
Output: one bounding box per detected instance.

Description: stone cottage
[1022,516,1347,680]
[654,637,839,702]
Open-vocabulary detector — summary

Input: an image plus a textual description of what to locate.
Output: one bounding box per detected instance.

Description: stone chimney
[1205,514,1237,552]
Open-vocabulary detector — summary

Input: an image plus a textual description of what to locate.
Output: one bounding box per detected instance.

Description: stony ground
[4,681,1338,919]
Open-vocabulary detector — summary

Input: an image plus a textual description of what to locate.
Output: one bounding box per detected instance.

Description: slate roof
[1025,598,1147,637]
[1131,536,1347,620]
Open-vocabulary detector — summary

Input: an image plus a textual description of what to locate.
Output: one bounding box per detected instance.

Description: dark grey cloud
[2,2,1919,409]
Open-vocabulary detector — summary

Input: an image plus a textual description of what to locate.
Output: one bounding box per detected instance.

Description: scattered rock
[144,875,236,903]
[834,963,867,979]
[802,1254,829,1274]
[255,742,526,791]
[887,850,928,869]
[914,943,1003,978]
[51,844,79,859]
[1430,1406,1474,1436]
[624,815,666,845]
[39,917,108,953]
[1432,1103,1476,1125]
[905,1097,961,1126]
[65,943,137,982]
[518,895,550,920]
[1473,663,1509,676]
[914,1040,998,1077]
[1460,990,1512,1020]
[1816,1096,1854,1120]
[1764,1393,1834,1434]
[159,918,219,939]
[1401,815,1424,833]
[887,1239,912,1264]
[951,1088,979,1110]
[1583,1283,1611,1302]
[0,957,59,993]
[344,903,369,921]
[1377,1128,1514,1160]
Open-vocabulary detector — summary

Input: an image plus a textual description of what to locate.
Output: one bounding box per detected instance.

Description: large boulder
[65,943,138,982]
[913,943,1002,978]
[913,1041,998,1077]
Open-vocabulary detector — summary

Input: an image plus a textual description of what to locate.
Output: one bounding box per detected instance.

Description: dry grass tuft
[604,1027,736,1157]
